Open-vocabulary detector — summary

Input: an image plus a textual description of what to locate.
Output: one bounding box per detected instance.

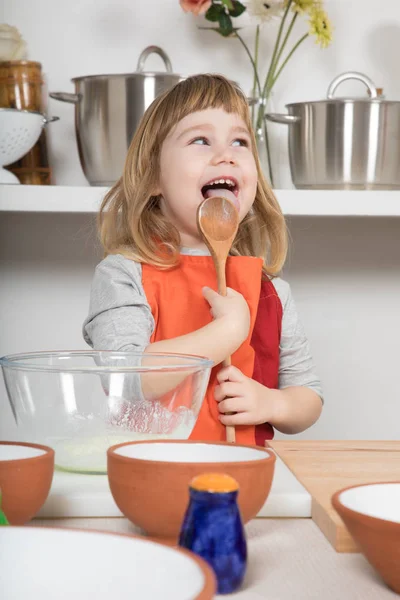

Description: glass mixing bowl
[0,351,212,474]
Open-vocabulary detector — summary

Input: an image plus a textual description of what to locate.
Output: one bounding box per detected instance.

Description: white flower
[245,0,285,24]
[0,24,27,61]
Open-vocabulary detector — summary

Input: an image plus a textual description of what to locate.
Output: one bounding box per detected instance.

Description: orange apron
[142,255,282,446]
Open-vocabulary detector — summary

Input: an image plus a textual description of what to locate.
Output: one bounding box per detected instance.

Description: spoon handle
[216,260,227,296]
[223,360,236,443]
[217,258,236,444]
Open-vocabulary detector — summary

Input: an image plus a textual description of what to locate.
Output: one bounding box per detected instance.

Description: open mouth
[201,177,240,209]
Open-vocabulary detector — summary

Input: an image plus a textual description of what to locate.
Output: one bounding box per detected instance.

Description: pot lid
[71,45,181,82]
[286,71,391,107]
[286,97,399,107]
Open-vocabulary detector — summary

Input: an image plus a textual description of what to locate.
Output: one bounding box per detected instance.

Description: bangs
[154,74,252,142]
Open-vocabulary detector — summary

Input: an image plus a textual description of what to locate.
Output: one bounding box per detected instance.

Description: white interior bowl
[338,482,400,523]
[114,441,270,462]
[0,443,46,461]
[0,108,47,184]
[0,527,215,600]
[108,440,275,539]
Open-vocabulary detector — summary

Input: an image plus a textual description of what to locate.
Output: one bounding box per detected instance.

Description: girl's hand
[202,286,250,349]
[214,365,278,426]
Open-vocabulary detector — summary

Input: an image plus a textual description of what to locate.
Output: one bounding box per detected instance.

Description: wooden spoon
[197,196,240,444]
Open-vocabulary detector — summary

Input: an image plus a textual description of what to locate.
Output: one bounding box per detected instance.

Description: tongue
[204,188,237,204]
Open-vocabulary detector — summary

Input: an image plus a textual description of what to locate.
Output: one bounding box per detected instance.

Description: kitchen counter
[31,518,397,599]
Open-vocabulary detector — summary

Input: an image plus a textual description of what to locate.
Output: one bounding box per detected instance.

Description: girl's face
[157,108,258,249]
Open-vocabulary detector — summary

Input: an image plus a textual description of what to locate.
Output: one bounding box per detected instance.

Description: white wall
[1,0,400,440]
[1,213,399,440]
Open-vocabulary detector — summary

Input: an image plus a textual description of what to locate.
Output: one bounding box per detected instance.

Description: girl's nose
[210,145,236,166]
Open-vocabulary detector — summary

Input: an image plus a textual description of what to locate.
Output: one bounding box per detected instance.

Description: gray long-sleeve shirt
[82,251,323,400]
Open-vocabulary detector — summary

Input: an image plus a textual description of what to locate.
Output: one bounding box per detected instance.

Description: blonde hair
[99,74,287,277]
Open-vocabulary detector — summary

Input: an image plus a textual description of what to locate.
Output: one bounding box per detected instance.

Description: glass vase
[250,93,275,187]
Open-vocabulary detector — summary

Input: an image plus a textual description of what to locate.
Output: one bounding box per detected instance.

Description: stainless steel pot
[50,46,183,186]
[266,72,400,190]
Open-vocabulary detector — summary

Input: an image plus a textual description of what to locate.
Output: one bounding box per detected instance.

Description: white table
[31,517,397,599]
[38,456,311,519]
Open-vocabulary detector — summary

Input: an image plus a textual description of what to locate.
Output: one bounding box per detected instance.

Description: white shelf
[0,185,103,213]
[1,185,400,217]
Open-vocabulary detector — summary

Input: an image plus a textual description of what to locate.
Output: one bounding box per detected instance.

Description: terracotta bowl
[0,441,54,524]
[1,526,216,599]
[332,482,400,593]
[107,440,275,541]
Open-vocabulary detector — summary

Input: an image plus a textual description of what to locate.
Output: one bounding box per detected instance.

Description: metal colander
[0,108,58,183]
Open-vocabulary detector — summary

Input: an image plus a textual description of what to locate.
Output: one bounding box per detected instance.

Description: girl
[83,74,323,446]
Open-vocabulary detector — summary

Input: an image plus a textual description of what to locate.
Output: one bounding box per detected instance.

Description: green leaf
[198,26,241,38]
[229,1,246,17]
[205,4,224,22]
[0,492,9,526]
[218,11,233,35]
[0,509,9,525]
[221,0,234,10]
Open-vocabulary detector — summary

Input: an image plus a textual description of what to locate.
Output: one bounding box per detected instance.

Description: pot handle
[327,72,378,99]
[43,116,60,125]
[136,45,173,73]
[265,113,300,125]
[49,92,81,104]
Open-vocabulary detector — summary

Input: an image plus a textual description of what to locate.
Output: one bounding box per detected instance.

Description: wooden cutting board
[268,440,400,553]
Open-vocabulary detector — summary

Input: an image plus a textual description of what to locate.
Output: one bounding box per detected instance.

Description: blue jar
[178,473,247,595]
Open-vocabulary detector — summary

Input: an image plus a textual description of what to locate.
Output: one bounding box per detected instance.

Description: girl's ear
[151,179,161,196]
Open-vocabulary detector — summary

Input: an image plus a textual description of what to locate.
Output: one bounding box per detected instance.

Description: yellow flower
[290,0,317,14]
[308,5,332,48]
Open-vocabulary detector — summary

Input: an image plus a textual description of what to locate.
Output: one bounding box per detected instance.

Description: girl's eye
[232,138,249,147]
[190,136,249,147]
[191,137,209,145]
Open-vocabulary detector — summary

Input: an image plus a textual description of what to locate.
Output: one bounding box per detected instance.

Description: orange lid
[190,473,239,493]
